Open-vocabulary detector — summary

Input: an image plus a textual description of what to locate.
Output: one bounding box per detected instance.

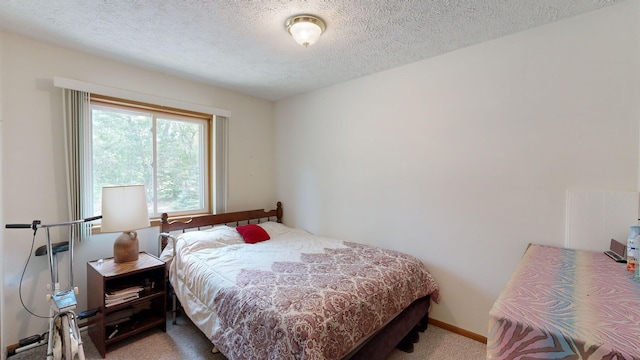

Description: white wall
[566,190,639,251]
[0,32,277,350]
[0,31,4,353]
[274,1,640,337]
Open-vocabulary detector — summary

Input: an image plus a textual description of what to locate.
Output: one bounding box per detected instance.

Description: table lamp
[101,185,150,263]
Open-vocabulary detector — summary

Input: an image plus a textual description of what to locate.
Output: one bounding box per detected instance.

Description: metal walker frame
[6,216,100,359]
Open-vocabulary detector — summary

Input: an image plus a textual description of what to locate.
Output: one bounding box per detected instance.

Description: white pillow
[159,225,242,264]
[258,221,295,238]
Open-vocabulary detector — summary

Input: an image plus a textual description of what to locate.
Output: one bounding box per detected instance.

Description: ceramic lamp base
[113,231,139,263]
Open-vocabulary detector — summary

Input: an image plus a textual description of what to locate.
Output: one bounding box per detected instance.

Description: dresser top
[88,252,164,277]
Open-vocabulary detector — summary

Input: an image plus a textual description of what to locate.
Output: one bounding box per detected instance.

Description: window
[56,79,229,239]
[90,96,211,218]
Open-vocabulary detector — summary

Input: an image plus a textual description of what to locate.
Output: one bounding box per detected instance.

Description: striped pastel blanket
[488,244,640,360]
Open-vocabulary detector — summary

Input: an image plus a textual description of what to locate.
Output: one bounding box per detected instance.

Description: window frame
[90,94,214,221]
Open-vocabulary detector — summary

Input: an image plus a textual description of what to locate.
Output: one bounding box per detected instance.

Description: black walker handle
[5,224,32,229]
[6,220,40,232]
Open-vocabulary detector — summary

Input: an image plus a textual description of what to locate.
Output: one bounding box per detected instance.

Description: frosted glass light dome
[285,15,326,47]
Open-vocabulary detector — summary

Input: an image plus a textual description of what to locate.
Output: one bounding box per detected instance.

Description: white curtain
[63,89,92,241]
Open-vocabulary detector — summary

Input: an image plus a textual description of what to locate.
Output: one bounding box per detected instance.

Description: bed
[159,202,440,360]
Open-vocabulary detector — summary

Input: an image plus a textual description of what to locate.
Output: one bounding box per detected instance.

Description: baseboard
[6,343,19,355]
[6,322,89,355]
[428,318,487,344]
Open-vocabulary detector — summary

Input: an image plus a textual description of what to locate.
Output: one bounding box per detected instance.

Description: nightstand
[86,252,166,358]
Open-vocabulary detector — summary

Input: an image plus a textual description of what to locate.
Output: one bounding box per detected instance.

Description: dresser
[86,252,166,358]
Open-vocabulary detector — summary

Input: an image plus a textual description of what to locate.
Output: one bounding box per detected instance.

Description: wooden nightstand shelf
[87,252,166,358]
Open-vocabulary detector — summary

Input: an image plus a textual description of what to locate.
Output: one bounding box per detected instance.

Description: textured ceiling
[0,0,626,101]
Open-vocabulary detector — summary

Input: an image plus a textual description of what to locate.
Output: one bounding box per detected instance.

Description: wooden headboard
[159,201,282,251]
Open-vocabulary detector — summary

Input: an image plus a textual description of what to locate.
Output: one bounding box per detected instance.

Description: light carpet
[11,317,486,359]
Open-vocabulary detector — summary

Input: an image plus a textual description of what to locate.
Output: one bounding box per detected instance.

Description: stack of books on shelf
[105,286,143,307]
[104,301,152,339]
[104,301,151,327]
[105,308,134,327]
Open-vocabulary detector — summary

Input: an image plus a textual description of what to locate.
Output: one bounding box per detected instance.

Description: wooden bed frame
[159,201,430,360]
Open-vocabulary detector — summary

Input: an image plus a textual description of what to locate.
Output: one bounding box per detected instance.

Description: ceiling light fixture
[285,15,326,48]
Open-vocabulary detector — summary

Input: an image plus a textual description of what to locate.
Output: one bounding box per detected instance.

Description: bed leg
[396,326,420,353]
[409,326,420,343]
[172,292,178,325]
[417,314,429,332]
[396,336,414,353]
[212,346,219,354]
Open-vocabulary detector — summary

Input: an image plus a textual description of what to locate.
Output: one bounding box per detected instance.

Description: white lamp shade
[101,185,150,232]
[289,21,323,47]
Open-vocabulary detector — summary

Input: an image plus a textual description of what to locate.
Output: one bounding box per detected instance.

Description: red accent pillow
[236,224,270,244]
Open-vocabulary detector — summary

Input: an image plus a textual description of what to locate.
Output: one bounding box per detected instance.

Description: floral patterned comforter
[161,222,439,360]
